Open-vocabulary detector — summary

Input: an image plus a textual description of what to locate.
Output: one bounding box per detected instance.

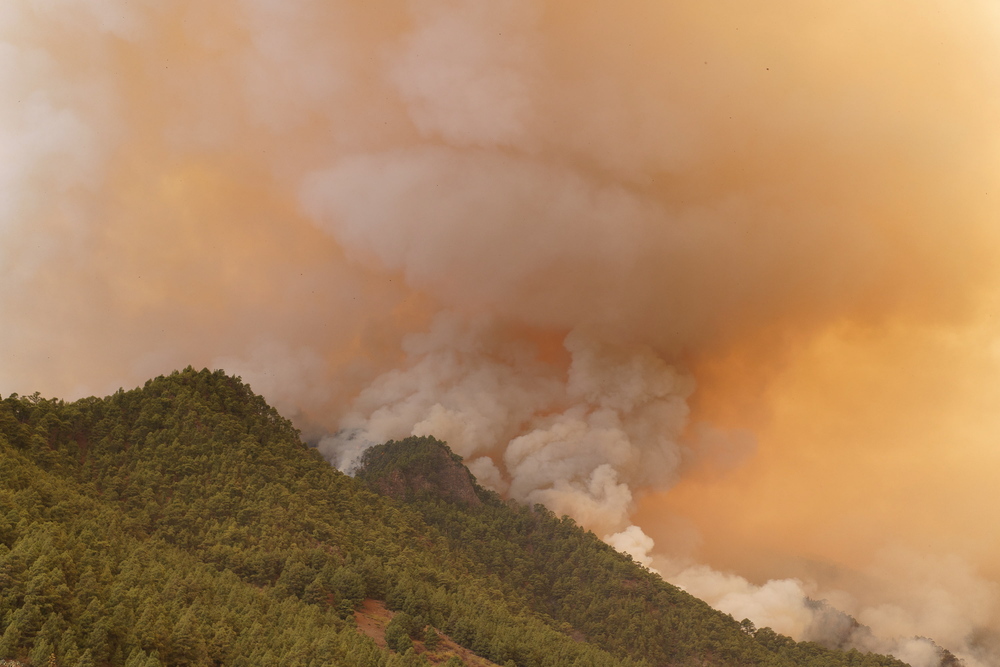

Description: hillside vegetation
[0,368,909,667]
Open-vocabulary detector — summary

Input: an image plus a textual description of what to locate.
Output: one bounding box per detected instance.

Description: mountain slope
[357,437,913,667]
[0,368,909,667]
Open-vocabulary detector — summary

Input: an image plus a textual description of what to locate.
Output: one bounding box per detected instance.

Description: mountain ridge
[0,368,912,667]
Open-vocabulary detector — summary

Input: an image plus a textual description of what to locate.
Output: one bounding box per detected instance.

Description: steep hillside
[356,438,917,667]
[0,368,909,667]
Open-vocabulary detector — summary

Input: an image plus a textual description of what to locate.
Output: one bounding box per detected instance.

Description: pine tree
[424,627,441,651]
[74,648,95,667]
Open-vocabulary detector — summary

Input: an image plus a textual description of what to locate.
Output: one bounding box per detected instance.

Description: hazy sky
[2,2,999,665]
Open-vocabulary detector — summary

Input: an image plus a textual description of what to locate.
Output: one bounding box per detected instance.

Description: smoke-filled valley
[3,1,1000,665]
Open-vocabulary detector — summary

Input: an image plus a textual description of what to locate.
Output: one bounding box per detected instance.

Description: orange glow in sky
[2,2,1000,663]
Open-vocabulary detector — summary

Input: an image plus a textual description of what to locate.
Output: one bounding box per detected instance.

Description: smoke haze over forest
[2,1,1000,665]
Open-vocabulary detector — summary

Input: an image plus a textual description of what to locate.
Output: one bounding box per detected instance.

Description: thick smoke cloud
[2,1,1000,664]
[320,315,694,539]
[667,549,1000,667]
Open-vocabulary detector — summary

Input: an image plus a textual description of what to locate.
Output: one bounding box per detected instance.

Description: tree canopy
[0,368,909,667]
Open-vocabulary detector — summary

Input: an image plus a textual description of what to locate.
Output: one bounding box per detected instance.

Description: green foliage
[357,438,911,667]
[0,369,908,667]
[385,616,415,654]
[357,436,486,506]
[423,626,441,651]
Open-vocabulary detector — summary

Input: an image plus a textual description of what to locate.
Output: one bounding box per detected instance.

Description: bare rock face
[356,436,483,507]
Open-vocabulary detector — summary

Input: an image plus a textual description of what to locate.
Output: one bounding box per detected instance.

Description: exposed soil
[355,598,392,647]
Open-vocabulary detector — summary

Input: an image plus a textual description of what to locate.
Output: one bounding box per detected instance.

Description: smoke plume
[3,1,1000,663]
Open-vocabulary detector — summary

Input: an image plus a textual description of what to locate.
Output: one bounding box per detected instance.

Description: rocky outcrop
[356,436,483,506]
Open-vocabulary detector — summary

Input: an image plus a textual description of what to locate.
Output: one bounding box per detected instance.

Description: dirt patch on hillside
[355,598,392,647]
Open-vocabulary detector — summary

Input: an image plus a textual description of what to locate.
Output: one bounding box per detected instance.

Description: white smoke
[665,550,1000,667]
[606,525,657,570]
[319,313,693,543]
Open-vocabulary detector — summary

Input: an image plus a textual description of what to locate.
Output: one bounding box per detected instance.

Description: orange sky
[2,1,1000,663]
[650,311,1000,572]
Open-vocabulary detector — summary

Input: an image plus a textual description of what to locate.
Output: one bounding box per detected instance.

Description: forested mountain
[0,368,910,667]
